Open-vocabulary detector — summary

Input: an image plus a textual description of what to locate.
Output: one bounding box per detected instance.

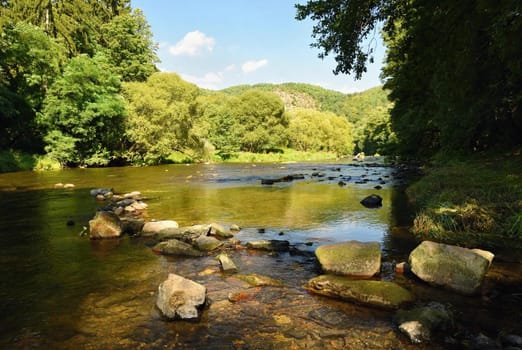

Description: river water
[0,162,520,349]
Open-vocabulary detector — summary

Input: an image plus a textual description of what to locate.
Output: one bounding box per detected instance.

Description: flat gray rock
[315,240,381,277]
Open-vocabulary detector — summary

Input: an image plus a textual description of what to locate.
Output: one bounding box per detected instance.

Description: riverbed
[0,161,520,349]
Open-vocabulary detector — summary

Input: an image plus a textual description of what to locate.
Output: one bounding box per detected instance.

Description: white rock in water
[142,220,179,233]
[156,274,206,320]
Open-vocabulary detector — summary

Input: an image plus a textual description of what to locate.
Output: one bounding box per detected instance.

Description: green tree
[100,9,158,82]
[0,0,131,56]
[194,94,240,157]
[234,90,288,152]
[39,54,126,165]
[288,108,354,155]
[295,0,394,79]
[0,21,65,151]
[296,0,522,156]
[122,72,201,164]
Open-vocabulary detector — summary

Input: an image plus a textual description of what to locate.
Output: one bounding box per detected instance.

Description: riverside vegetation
[0,0,520,288]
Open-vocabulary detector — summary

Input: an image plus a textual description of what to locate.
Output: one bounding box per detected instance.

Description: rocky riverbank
[81,186,522,349]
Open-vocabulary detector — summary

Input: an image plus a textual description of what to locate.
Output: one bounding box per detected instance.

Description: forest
[0,0,393,172]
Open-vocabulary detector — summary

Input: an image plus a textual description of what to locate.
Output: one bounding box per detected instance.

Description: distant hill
[218,83,390,122]
[212,82,394,155]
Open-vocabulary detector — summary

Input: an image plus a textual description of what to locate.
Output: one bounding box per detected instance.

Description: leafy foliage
[295,0,394,79]
[100,9,158,82]
[0,0,157,165]
[122,72,201,164]
[287,108,354,155]
[39,54,126,165]
[219,83,392,155]
[296,0,522,156]
[0,22,65,151]
[0,0,132,55]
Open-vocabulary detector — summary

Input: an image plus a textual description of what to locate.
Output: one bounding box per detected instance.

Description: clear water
[0,162,519,349]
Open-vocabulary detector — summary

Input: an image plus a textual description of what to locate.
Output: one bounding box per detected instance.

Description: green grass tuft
[407,151,522,247]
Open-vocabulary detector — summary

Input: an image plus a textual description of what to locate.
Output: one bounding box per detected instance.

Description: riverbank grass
[407,151,522,249]
[220,149,338,163]
[0,150,62,172]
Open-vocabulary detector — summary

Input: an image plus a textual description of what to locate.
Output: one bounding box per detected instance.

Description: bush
[0,150,36,172]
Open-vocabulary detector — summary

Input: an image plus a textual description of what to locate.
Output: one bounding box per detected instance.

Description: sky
[130,0,386,94]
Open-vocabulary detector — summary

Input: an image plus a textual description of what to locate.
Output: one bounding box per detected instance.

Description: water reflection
[0,162,428,349]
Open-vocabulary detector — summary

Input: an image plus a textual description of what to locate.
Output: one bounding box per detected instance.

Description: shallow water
[0,161,520,349]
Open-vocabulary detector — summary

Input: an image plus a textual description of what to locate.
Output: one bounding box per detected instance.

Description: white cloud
[181,72,224,89]
[241,59,268,73]
[225,64,236,72]
[169,30,215,56]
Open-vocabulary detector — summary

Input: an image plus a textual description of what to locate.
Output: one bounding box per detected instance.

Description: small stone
[228,289,259,302]
[217,253,238,272]
[131,201,148,210]
[152,239,204,257]
[195,235,223,252]
[395,302,454,344]
[230,224,241,232]
[236,274,282,287]
[63,183,75,189]
[395,262,407,274]
[209,223,233,238]
[360,194,383,208]
[142,220,179,234]
[124,191,141,199]
[246,239,290,252]
[54,183,64,189]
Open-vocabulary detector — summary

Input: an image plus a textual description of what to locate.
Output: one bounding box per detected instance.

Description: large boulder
[156,273,206,320]
[306,275,414,309]
[315,240,381,278]
[152,239,204,257]
[89,211,122,239]
[142,220,179,235]
[408,241,493,295]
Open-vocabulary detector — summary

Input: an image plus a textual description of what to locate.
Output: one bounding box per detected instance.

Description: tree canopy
[296,0,522,156]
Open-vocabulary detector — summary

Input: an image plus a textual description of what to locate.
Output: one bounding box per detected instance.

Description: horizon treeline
[0,0,393,169]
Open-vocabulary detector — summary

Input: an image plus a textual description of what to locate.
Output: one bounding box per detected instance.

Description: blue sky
[130,0,386,93]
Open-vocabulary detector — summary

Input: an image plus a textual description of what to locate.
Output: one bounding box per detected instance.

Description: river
[0,161,520,349]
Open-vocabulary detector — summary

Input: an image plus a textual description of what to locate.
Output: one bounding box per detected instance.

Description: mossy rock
[235,273,283,287]
[306,275,414,309]
[195,235,223,251]
[315,240,381,277]
[152,239,204,257]
[408,241,493,295]
[89,211,122,239]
